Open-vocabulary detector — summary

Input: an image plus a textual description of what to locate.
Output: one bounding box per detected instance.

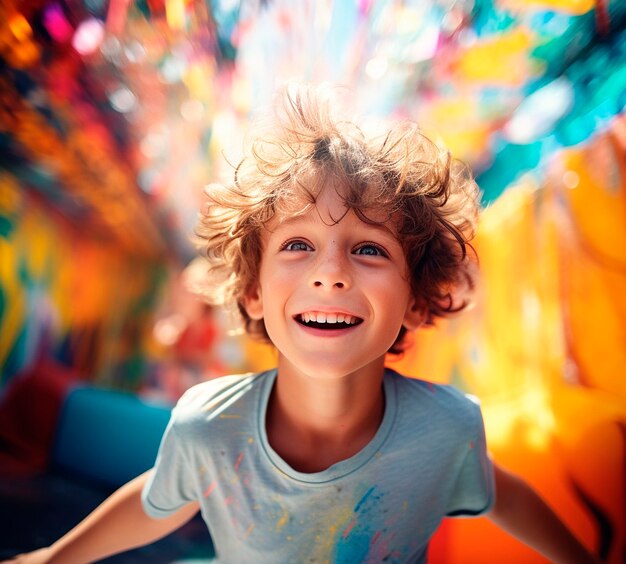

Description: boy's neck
[265,355,387,473]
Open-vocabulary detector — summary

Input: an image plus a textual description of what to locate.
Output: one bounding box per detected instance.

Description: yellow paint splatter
[219,414,242,419]
[276,507,289,532]
[302,504,355,564]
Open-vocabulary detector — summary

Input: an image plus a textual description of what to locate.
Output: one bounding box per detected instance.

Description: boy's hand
[2,547,52,564]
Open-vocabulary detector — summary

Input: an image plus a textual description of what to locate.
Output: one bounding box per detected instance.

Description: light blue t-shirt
[142,369,494,563]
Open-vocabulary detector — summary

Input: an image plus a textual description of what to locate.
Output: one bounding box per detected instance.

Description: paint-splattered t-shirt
[142,369,494,563]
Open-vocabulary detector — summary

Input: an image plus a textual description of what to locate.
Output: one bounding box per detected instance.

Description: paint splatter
[354,486,376,512]
[219,413,241,419]
[203,480,217,497]
[343,517,357,539]
[276,507,289,531]
[234,452,244,472]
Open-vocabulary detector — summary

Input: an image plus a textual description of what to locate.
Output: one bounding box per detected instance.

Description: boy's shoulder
[172,371,271,421]
[387,369,484,427]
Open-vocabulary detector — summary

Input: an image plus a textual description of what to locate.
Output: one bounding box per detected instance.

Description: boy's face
[244,184,422,380]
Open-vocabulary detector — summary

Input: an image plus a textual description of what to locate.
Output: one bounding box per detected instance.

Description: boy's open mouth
[294,312,363,330]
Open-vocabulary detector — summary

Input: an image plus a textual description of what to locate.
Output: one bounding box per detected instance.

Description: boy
[10,85,596,563]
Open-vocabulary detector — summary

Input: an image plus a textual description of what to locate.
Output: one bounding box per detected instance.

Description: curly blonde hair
[195,84,480,354]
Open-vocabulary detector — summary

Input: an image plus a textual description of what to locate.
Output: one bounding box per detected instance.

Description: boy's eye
[281,240,312,252]
[354,243,388,257]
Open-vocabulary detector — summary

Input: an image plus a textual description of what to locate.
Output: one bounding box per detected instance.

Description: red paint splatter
[203,480,217,497]
[343,517,357,539]
[371,530,381,545]
[427,382,436,393]
[469,440,475,449]
[235,452,244,472]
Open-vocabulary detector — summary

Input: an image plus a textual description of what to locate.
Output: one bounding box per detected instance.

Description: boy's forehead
[267,193,400,239]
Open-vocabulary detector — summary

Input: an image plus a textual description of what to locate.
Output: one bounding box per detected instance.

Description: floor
[0,472,214,563]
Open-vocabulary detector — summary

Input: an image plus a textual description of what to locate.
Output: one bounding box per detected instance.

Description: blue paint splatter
[335,529,373,563]
[354,486,376,513]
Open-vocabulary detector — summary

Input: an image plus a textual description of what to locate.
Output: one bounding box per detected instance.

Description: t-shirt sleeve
[141,408,197,519]
[446,398,495,516]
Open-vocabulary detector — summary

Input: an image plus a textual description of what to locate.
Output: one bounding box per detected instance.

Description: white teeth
[299,312,359,324]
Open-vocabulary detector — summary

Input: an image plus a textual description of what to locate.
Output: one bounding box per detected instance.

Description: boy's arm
[8,470,199,564]
[488,463,597,564]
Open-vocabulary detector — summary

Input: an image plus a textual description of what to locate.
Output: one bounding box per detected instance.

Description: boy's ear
[403,297,425,330]
[243,284,264,320]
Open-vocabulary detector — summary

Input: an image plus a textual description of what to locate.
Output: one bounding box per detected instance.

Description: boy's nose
[313,278,346,289]
[310,249,351,290]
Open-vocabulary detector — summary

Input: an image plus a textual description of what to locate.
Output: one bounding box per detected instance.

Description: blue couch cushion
[1,385,215,561]
[52,386,172,488]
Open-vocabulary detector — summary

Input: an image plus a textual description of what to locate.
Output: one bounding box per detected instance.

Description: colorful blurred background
[1,0,625,562]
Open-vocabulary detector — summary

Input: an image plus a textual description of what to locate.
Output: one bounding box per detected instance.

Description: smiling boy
[248,186,418,475]
[9,85,596,563]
